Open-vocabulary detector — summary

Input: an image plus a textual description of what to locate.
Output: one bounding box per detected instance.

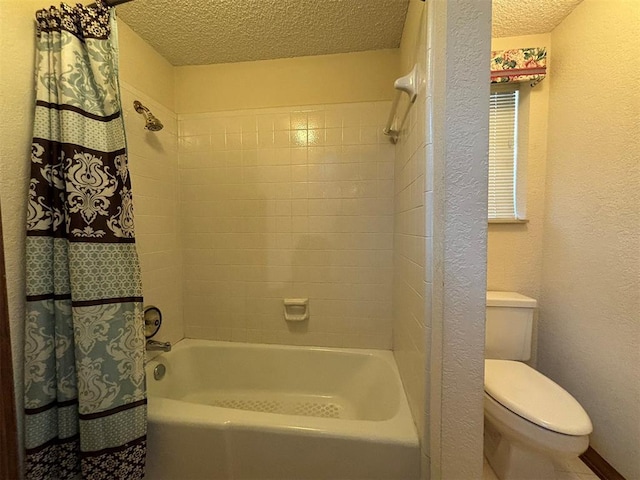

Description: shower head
[133,100,163,131]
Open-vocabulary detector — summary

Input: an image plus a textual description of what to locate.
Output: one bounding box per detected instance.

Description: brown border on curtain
[0,202,20,479]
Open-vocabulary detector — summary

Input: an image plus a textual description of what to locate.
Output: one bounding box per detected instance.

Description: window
[488,85,520,220]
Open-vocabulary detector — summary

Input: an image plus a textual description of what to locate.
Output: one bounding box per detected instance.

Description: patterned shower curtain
[24,1,146,478]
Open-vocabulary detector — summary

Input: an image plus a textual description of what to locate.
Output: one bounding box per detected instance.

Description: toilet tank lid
[487,291,537,308]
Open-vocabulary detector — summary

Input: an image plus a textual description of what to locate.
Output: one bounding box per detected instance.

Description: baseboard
[580,446,626,480]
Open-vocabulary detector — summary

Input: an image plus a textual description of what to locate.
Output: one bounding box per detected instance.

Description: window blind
[488,87,519,219]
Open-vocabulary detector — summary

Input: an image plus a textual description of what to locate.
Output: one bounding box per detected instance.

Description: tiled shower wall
[393,95,430,440]
[121,83,184,345]
[392,2,431,448]
[178,102,394,349]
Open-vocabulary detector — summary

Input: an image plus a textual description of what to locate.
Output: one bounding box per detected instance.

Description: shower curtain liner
[24,1,146,478]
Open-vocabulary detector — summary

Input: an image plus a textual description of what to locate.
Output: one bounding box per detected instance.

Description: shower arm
[133,101,151,116]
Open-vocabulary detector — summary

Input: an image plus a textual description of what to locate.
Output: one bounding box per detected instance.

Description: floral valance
[491,47,547,86]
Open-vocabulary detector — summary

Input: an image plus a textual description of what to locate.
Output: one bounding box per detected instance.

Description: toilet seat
[484,359,592,436]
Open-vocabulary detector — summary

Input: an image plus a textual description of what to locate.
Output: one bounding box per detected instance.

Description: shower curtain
[24,1,146,478]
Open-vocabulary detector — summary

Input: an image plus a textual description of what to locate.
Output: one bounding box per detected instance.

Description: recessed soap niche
[284,298,309,322]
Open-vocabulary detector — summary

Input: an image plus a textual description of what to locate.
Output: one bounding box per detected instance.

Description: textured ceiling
[116,0,410,66]
[116,0,583,66]
[492,0,583,38]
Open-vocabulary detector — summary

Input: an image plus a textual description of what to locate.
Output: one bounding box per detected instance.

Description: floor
[483,455,600,480]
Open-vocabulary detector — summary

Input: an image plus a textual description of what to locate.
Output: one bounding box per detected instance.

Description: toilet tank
[486,291,537,361]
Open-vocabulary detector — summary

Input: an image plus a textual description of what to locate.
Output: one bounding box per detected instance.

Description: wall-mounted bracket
[383,65,419,143]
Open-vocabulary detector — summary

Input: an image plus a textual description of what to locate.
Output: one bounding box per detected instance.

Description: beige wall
[540,0,640,478]
[489,5,640,475]
[175,49,399,114]
[488,33,552,367]
[428,0,490,477]
[487,34,551,302]
[0,2,46,466]
[118,21,176,111]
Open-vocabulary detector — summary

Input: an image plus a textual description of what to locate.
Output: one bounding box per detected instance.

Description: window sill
[488,218,529,224]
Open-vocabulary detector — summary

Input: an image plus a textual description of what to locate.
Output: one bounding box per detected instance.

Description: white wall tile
[391,1,430,447]
[122,83,184,347]
[178,102,393,349]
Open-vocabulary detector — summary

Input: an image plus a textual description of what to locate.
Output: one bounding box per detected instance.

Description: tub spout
[146,339,171,352]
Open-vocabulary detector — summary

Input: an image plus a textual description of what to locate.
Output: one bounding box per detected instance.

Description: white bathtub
[145,339,420,480]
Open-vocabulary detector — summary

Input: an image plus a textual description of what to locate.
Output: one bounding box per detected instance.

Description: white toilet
[484,291,592,480]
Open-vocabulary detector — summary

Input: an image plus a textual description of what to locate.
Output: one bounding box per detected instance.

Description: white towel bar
[383,65,419,144]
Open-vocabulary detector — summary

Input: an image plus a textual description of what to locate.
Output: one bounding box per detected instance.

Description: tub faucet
[146,339,171,352]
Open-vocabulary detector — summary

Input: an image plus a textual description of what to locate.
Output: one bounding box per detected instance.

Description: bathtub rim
[145,338,419,448]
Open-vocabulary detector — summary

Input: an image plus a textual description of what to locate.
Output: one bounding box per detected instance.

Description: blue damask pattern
[24,1,147,478]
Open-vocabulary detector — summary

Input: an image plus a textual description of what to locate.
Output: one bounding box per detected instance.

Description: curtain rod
[104,0,134,5]
[88,0,134,7]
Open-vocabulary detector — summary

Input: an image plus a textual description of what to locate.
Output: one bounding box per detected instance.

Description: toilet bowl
[484,292,592,480]
[484,359,591,480]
